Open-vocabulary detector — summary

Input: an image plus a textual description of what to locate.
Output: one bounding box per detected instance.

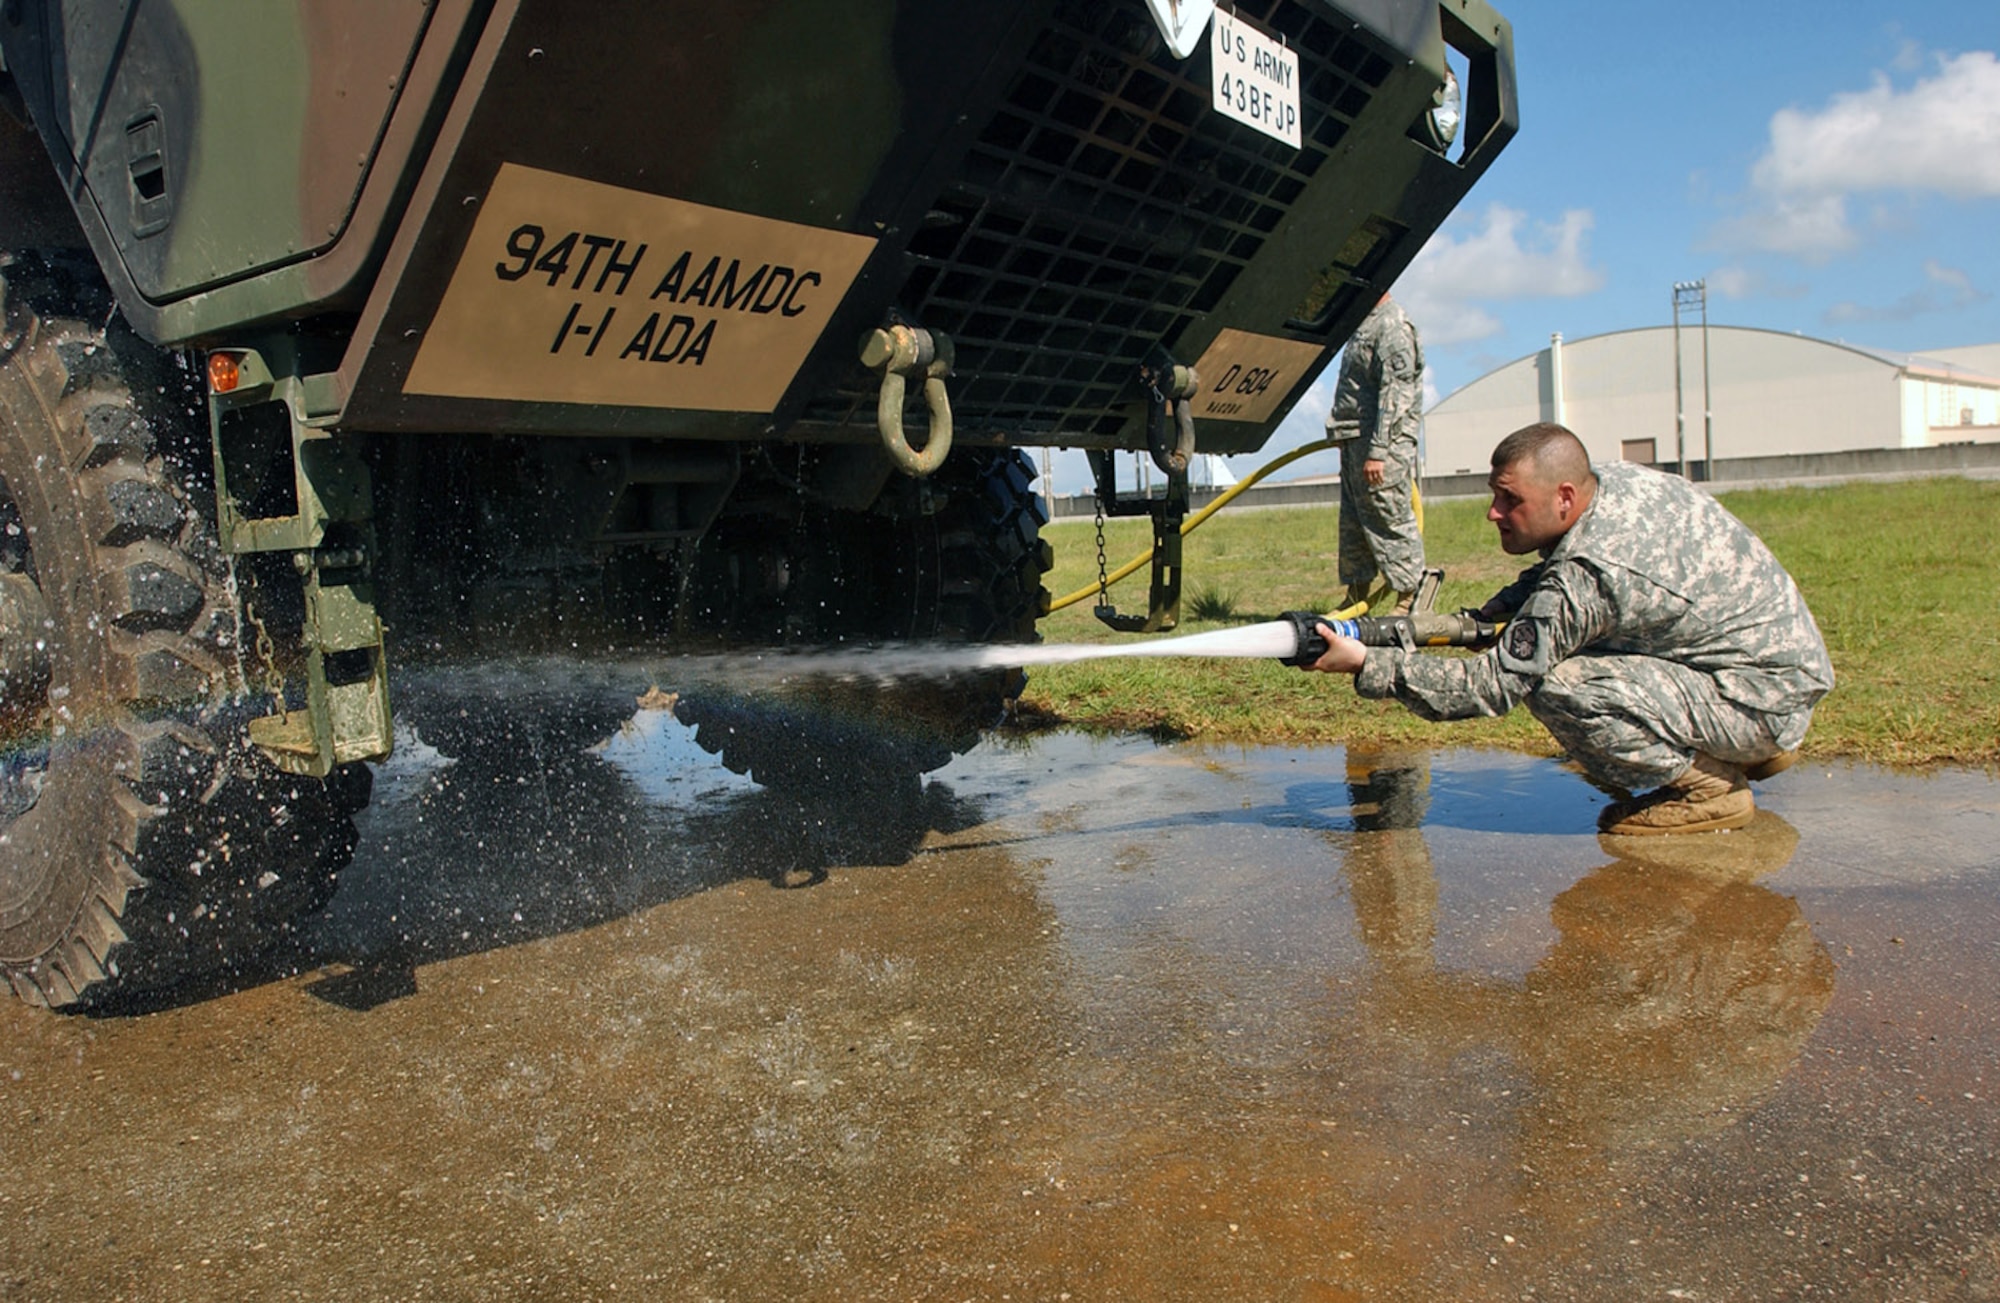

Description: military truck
[0,0,1515,1007]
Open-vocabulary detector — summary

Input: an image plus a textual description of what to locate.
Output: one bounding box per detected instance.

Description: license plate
[1211,12,1301,148]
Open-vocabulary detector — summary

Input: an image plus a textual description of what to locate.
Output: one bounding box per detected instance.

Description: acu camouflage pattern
[1355,461,1835,791]
[1329,297,1426,591]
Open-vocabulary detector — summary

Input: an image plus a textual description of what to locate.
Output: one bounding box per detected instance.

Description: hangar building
[1422,325,2000,476]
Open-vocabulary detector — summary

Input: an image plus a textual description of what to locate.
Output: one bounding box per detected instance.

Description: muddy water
[3,718,1997,1301]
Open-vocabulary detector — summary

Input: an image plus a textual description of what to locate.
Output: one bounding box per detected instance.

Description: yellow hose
[1048,439,1427,617]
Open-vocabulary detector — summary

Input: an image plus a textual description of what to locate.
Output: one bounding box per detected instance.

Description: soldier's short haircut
[1492,423,1594,487]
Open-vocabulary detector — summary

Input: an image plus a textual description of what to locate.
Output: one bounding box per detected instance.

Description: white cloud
[1927,261,1978,296]
[1706,264,1809,301]
[1755,51,2000,198]
[1822,259,1989,325]
[1717,50,2000,259]
[1889,38,1926,76]
[1393,204,1605,346]
[1286,373,1335,432]
[1711,193,1859,260]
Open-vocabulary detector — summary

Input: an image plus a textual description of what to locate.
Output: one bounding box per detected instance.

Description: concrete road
[3,713,1996,1300]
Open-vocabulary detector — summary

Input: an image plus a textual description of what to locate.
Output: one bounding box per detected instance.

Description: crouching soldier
[1305,423,1834,835]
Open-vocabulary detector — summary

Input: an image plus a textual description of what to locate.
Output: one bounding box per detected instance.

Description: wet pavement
[3,712,1998,1301]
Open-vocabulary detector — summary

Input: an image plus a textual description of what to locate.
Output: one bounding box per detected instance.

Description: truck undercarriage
[0,0,1514,1006]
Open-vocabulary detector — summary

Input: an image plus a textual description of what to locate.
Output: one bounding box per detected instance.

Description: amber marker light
[207,352,240,393]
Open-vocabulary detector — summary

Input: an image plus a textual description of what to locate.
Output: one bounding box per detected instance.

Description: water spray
[408,611,1502,706]
[981,609,1503,670]
[710,608,1505,680]
[653,610,1506,684]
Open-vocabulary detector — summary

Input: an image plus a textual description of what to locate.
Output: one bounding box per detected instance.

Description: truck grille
[809,0,1395,441]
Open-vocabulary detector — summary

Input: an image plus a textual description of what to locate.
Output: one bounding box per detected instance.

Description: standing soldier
[1329,292,1426,614]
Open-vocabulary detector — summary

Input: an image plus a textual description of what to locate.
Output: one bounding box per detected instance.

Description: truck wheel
[0,257,363,1008]
[908,446,1051,649]
[676,448,1050,794]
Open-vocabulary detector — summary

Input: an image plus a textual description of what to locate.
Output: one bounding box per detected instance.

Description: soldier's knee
[1523,658,1614,734]
[1530,657,1594,703]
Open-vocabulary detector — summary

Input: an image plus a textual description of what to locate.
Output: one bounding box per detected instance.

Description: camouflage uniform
[1354,462,1834,792]
[1329,297,1426,592]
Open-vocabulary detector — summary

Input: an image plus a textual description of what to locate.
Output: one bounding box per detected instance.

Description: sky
[1038,0,2000,494]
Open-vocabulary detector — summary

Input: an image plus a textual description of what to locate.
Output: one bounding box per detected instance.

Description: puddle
[1,724,1995,1299]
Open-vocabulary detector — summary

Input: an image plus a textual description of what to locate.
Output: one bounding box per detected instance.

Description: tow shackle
[860,324,954,478]
[1141,362,1200,476]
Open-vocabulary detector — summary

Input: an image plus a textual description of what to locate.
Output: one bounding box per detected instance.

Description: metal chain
[242,598,287,719]
[1093,491,1110,606]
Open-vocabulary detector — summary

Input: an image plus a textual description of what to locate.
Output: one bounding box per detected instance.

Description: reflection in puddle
[2,720,1994,1300]
[1005,747,1837,1295]
[300,707,991,993]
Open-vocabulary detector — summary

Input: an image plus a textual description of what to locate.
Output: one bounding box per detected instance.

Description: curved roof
[1418,322,2000,474]
[1430,324,2000,414]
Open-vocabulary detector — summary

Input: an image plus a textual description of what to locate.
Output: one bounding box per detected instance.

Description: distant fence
[1043,439,2000,518]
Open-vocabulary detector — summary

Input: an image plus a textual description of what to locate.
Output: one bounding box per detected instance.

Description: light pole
[1672,280,1710,479]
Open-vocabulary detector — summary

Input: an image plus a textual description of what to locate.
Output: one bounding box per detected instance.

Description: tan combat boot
[1745,749,1799,781]
[1598,753,1754,836]
[1391,590,1417,616]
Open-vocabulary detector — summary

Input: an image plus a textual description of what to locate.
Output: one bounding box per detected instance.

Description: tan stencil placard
[404,163,878,412]
[1188,328,1327,423]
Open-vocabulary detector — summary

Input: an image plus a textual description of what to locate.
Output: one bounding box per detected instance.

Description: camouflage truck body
[0,0,1515,1006]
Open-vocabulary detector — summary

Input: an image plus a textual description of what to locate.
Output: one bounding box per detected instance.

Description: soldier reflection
[1333,748,1833,1231]
[1520,816,1835,1168]
[1341,748,1437,980]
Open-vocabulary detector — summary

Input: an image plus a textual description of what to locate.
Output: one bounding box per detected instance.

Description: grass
[1016,476,2000,770]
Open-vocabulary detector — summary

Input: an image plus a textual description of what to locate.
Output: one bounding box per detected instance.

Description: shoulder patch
[1496,616,1552,677]
[1505,619,1538,662]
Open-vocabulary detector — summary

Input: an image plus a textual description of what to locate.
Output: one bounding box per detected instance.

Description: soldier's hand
[1363,458,1386,486]
[1307,623,1367,675]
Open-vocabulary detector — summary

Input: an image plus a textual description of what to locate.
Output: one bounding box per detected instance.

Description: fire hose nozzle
[1278,609,1500,666]
[1279,610,1344,667]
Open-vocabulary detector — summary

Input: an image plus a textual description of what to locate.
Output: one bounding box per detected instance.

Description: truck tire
[910,446,1051,649]
[0,256,364,1008]
[676,448,1050,794]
